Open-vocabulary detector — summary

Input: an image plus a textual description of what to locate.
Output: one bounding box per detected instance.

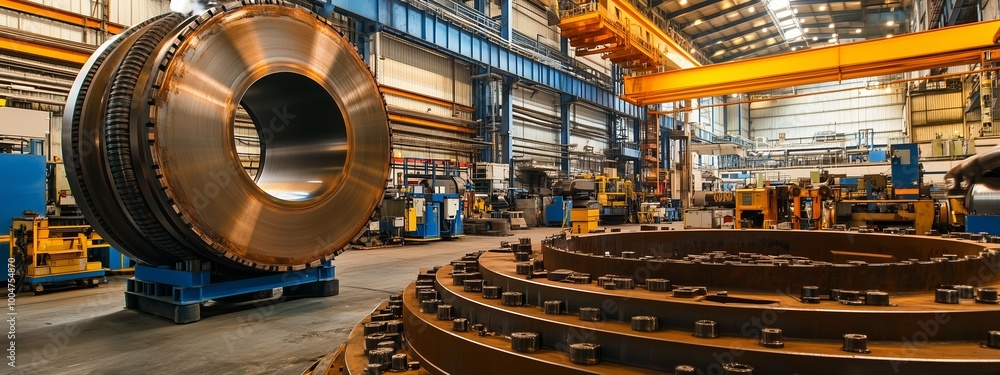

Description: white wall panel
[985,0,999,21]
[513,86,558,116]
[107,0,170,25]
[0,9,90,42]
[513,0,559,48]
[379,35,454,100]
[910,90,964,141]
[724,101,750,137]
[750,78,905,145]
[30,0,170,26]
[377,34,473,113]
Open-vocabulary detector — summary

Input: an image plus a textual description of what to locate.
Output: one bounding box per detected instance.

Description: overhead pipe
[0,71,73,90]
[389,114,477,134]
[1,93,66,106]
[0,56,80,77]
[393,126,492,145]
[388,105,477,126]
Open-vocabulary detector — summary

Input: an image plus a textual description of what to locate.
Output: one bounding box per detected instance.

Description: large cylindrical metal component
[692,191,736,208]
[63,1,390,272]
[967,178,1000,216]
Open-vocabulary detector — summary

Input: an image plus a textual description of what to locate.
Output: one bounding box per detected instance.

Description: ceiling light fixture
[749,6,756,12]
[855,28,862,33]
[767,0,789,10]
[761,0,809,51]
[694,19,702,25]
[828,23,835,29]
[887,34,893,38]
[819,5,826,10]
[680,0,688,5]
[812,36,818,41]
[886,20,895,26]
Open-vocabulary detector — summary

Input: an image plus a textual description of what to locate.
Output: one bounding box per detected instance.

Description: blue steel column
[607,111,618,175]
[560,93,574,174]
[661,114,672,170]
[474,0,486,13]
[500,76,515,164]
[474,66,493,163]
[632,117,642,179]
[501,0,512,41]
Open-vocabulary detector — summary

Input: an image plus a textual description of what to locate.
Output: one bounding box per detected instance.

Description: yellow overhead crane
[555,0,700,72]
[623,19,1000,105]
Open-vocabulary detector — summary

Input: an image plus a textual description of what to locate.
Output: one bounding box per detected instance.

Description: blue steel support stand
[125,261,338,323]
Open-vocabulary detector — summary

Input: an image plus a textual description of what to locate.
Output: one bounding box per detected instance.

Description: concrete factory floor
[12,222,682,375]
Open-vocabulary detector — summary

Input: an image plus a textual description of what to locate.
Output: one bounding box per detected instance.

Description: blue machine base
[125,261,338,323]
[26,270,105,286]
[966,215,1000,236]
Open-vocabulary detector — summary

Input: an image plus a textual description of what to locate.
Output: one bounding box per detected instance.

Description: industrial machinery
[890,143,921,199]
[685,190,735,229]
[790,185,831,230]
[472,163,511,211]
[593,175,638,225]
[735,187,786,228]
[551,179,598,234]
[398,158,466,241]
[322,229,1000,374]
[353,195,406,249]
[0,153,46,259]
[950,145,1000,234]
[63,2,389,322]
[833,144,935,233]
[542,195,571,227]
[9,215,105,294]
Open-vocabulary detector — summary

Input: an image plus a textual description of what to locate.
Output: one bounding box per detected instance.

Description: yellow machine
[835,200,936,235]
[735,187,778,229]
[571,208,599,234]
[10,215,105,293]
[593,175,639,224]
[940,197,967,231]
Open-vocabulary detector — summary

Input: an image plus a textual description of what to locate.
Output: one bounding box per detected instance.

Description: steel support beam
[680,0,758,30]
[326,0,642,117]
[501,0,512,41]
[0,32,90,65]
[662,0,722,20]
[690,12,766,40]
[500,77,515,164]
[0,0,125,34]
[702,22,771,51]
[560,93,573,173]
[624,20,1000,105]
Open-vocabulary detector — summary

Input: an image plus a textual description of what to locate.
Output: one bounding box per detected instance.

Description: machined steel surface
[333,230,1000,374]
[62,1,389,272]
